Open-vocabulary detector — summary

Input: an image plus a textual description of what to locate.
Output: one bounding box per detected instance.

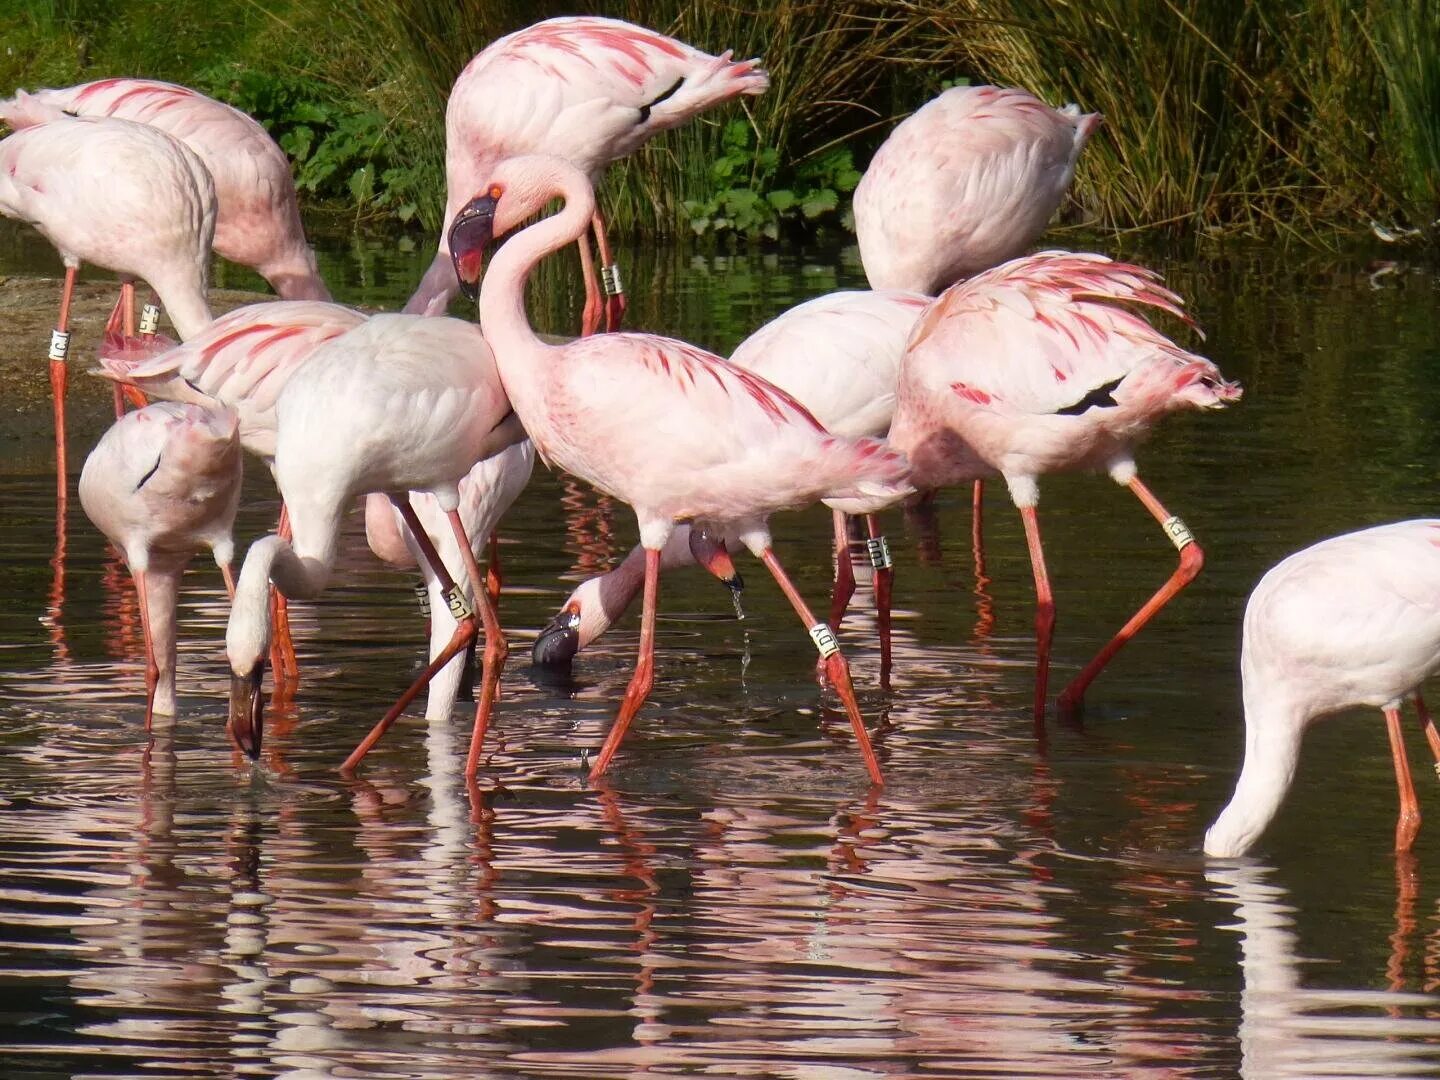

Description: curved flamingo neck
[225,531,336,672]
[477,160,597,392]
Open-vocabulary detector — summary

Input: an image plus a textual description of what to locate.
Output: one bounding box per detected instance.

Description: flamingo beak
[449,193,498,303]
[688,528,744,594]
[228,661,265,760]
[532,604,582,668]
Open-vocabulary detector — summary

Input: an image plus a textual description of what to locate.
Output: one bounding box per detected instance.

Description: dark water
[3,222,1440,1078]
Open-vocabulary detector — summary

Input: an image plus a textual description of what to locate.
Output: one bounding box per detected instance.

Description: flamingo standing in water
[1205,521,1440,857]
[224,314,523,770]
[3,80,330,301]
[448,154,910,785]
[852,84,1100,553]
[532,289,928,681]
[886,251,1241,722]
[404,15,768,330]
[0,110,215,494]
[78,402,242,725]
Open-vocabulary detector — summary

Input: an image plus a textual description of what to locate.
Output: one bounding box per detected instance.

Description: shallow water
[3,223,1440,1078]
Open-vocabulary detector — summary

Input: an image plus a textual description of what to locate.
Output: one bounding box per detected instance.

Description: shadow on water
[3,220,1440,1076]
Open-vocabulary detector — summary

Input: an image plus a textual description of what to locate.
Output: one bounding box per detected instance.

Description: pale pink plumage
[888,250,1240,718]
[5,80,330,300]
[1206,520,1440,857]
[470,154,903,783]
[78,402,242,720]
[853,85,1100,295]
[405,15,767,317]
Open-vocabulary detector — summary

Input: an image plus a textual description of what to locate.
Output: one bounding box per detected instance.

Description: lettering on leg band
[866,535,893,570]
[139,304,161,336]
[809,622,839,658]
[1162,516,1195,551]
[414,581,430,617]
[48,329,70,362]
[601,264,624,297]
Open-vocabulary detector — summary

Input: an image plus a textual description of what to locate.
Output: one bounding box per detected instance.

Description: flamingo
[853,84,1100,549]
[886,251,1241,722]
[1204,521,1440,857]
[78,402,242,725]
[4,80,331,301]
[0,109,216,495]
[224,314,523,770]
[532,289,928,678]
[404,15,768,330]
[448,154,910,785]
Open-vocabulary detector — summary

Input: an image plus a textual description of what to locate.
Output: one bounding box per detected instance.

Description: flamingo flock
[1,14,1422,861]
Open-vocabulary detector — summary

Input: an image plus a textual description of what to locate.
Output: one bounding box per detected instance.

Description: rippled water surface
[3,223,1440,1078]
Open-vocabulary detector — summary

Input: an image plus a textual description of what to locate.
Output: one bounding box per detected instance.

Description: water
[3,223,1440,1077]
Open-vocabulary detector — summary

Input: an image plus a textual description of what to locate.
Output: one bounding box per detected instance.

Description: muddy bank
[0,276,271,474]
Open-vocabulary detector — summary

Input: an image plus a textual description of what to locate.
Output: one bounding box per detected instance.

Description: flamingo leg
[1057,476,1205,713]
[270,504,300,687]
[445,510,509,778]
[828,510,857,633]
[758,547,883,786]
[220,562,236,602]
[577,233,603,338]
[971,479,985,569]
[134,569,158,732]
[1386,705,1422,851]
[111,281,136,418]
[485,531,502,610]
[590,547,661,781]
[342,496,480,773]
[865,514,895,690]
[1414,691,1440,777]
[51,265,78,502]
[1019,505,1055,727]
[592,209,626,332]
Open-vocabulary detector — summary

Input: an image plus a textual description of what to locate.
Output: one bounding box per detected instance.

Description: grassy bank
[3,0,1437,242]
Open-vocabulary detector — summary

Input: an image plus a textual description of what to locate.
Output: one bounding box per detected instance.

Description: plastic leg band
[809,622,839,658]
[866,535,893,570]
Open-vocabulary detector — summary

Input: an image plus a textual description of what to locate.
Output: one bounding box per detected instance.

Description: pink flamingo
[404,15,767,330]
[886,251,1241,722]
[224,314,523,769]
[853,84,1100,543]
[78,402,242,725]
[1205,521,1440,857]
[0,110,216,494]
[449,154,910,785]
[532,289,928,678]
[5,80,331,301]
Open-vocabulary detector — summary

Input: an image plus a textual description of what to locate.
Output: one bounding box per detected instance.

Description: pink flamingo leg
[110,281,136,418]
[1019,505,1055,727]
[447,510,509,779]
[342,497,482,774]
[971,479,985,567]
[1386,705,1422,851]
[269,504,301,688]
[590,547,661,781]
[1414,691,1440,775]
[133,569,158,732]
[51,265,78,502]
[592,210,626,333]
[485,532,502,610]
[864,514,894,690]
[1056,476,1205,714]
[758,547,884,786]
[220,563,236,602]
[577,232,603,337]
[827,510,857,633]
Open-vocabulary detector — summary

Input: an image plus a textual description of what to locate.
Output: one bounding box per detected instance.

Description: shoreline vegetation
[4,0,1438,245]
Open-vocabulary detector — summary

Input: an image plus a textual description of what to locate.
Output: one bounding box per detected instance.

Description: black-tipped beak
[532,606,582,668]
[448,194,498,303]
[688,528,743,593]
[228,663,265,760]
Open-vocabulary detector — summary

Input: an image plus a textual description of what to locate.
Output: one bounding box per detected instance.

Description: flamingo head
[449,188,498,302]
[228,658,265,761]
[532,597,585,668]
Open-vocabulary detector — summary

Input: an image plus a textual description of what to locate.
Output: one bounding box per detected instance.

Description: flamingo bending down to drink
[0,108,215,495]
[886,251,1241,723]
[1205,521,1440,857]
[223,314,524,771]
[78,402,242,725]
[448,154,911,785]
[404,15,767,330]
[3,80,330,300]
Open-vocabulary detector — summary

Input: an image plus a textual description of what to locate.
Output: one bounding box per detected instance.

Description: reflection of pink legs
[1058,476,1204,714]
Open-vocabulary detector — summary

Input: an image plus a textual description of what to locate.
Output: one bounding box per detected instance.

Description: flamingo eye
[488,184,503,199]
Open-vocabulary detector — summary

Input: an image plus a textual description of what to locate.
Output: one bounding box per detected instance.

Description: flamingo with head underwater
[1205,520,1440,858]
[886,251,1241,723]
[404,15,768,330]
[3,79,330,301]
[0,108,215,495]
[448,153,910,785]
[79,402,242,726]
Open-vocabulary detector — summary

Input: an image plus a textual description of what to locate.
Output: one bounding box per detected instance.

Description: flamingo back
[854,85,1099,294]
